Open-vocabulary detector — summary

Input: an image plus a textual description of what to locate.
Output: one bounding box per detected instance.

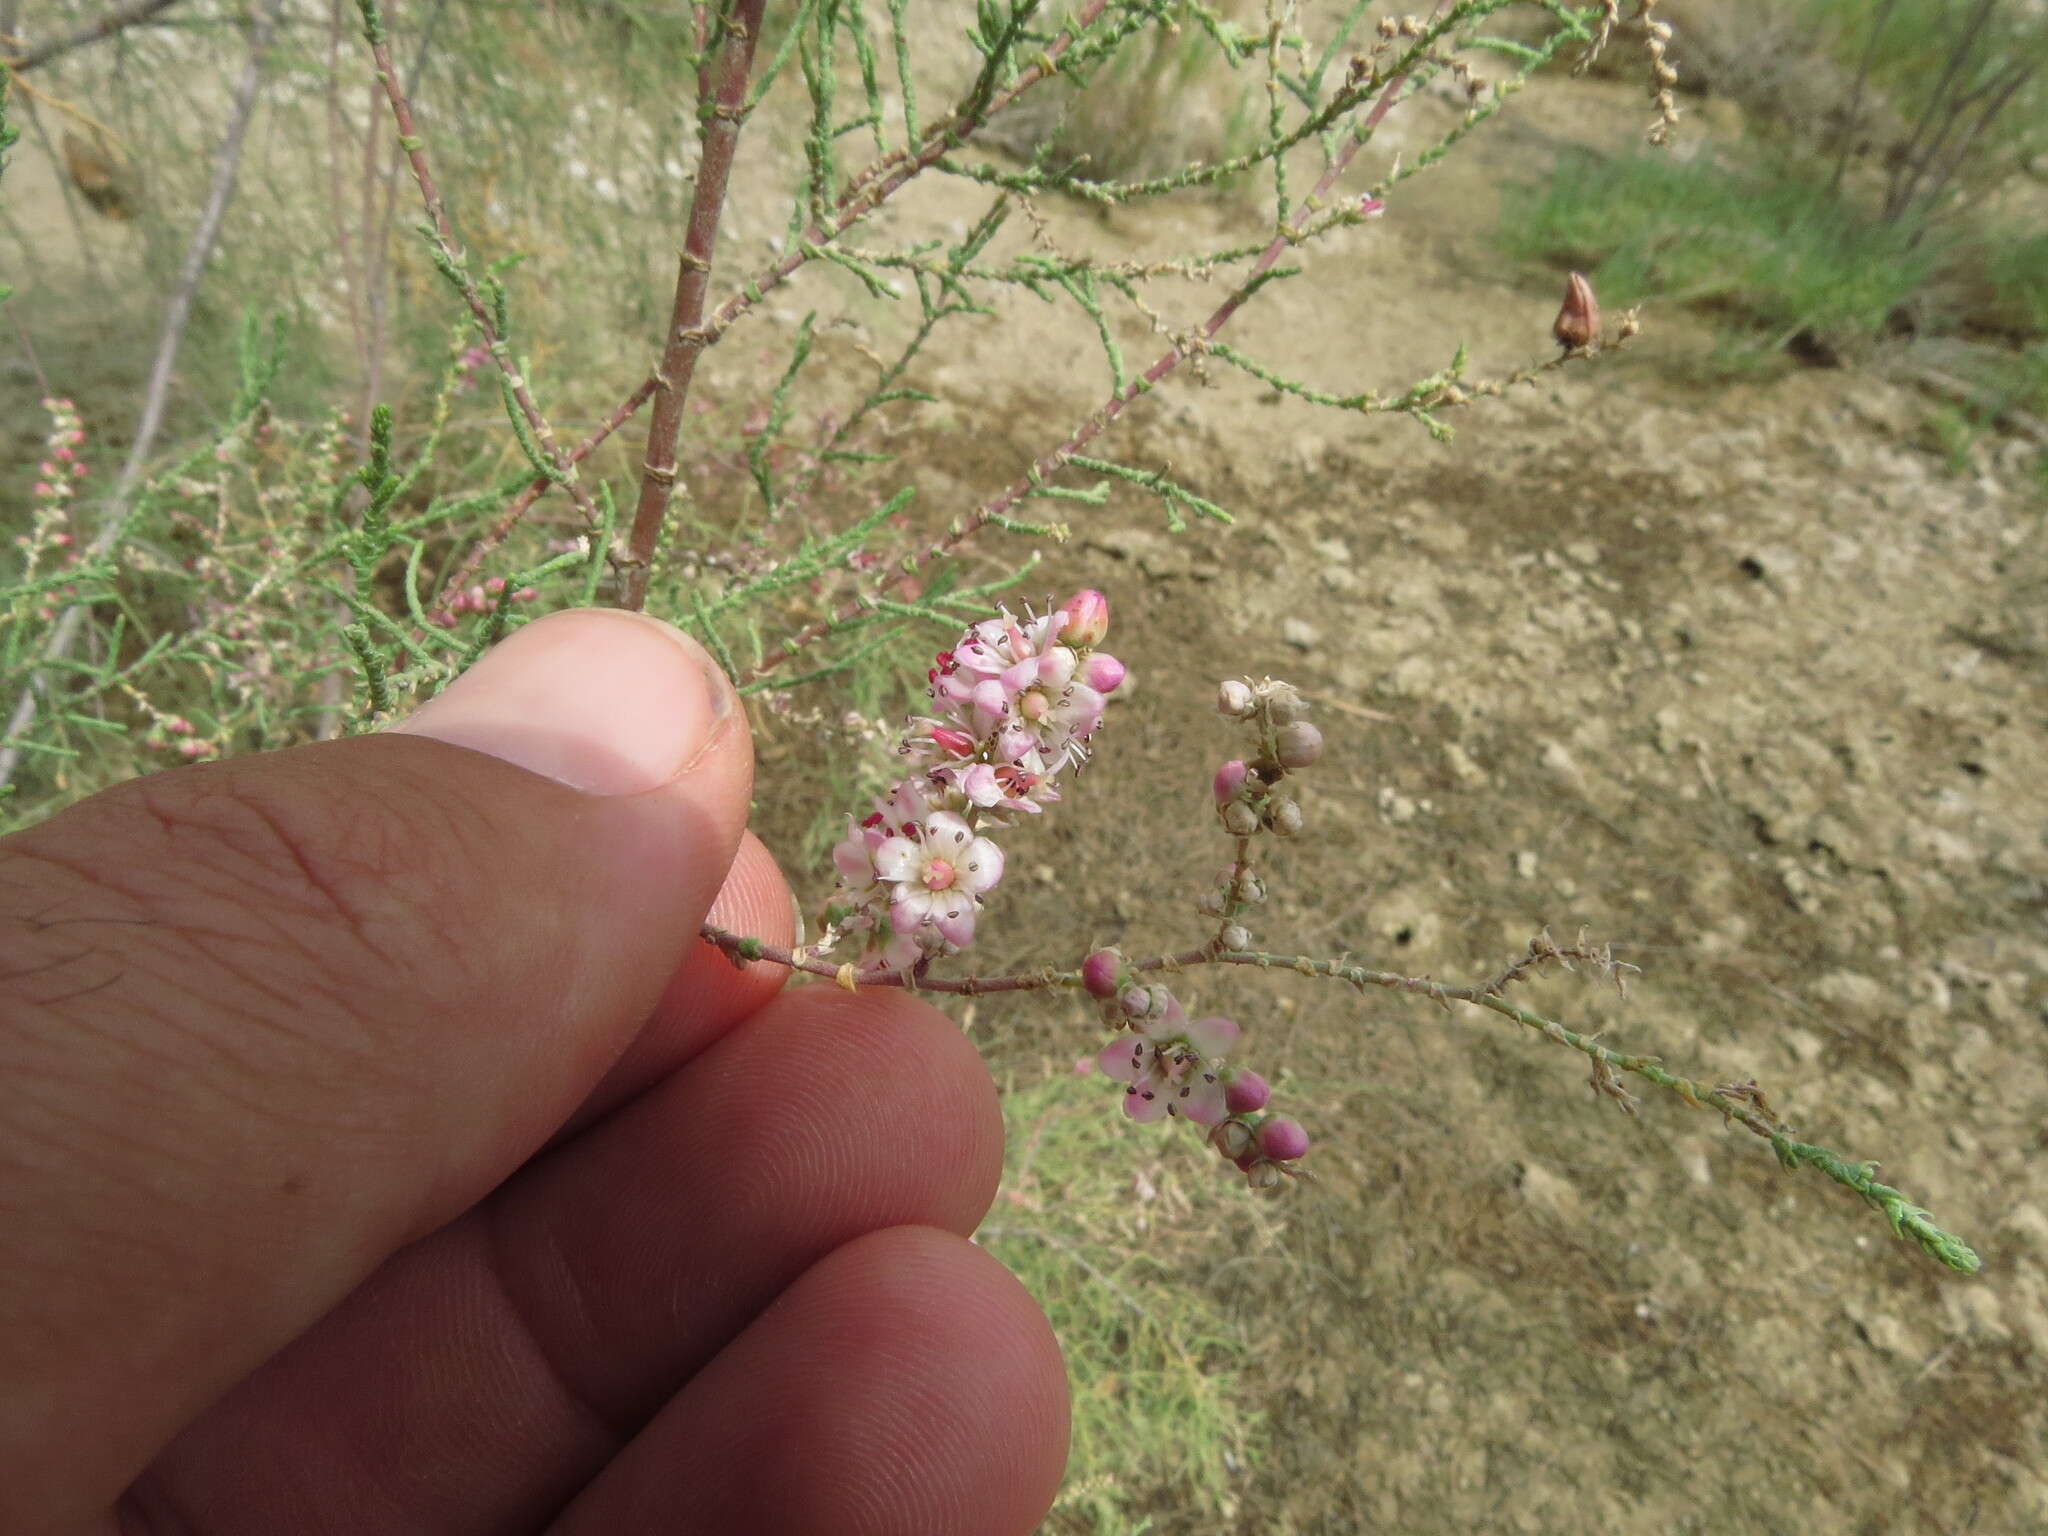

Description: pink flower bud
[1224,1070,1270,1114]
[1081,948,1122,998]
[1058,588,1109,647]
[929,726,976,758]
[32,482,52,498]
[1256,1116,1310,1161]
[485,575,507,594]
[1275,721,1324,768]
[1079,651,1125,693]
[1213,759,1249,804]
[514,587,538,602]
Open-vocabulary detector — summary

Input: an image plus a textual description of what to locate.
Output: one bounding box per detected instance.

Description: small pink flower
[1099,1008,1239,1125]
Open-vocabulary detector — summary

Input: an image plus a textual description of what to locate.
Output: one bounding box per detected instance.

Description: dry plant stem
[0,0,281,792]
[361,14,596,526]
[735,62,1414,687]
[698,925,1979,1271]
[620,0,770,612]
[3,0,182,71]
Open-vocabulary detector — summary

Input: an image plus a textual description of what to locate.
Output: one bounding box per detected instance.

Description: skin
[0,610,1069,1535]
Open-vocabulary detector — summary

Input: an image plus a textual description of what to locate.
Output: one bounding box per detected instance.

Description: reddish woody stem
[362,12,596,527]
[619,0,1113,610]
[441,2,1112,615]
[619,0,767,611]
[431,375,658,617]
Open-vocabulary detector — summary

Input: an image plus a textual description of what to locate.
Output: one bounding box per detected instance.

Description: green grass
[981,1068,1266,1534]
[1504,150,1939,362]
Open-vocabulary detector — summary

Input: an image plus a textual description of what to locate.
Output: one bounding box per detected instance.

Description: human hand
[0,609,1068,1534]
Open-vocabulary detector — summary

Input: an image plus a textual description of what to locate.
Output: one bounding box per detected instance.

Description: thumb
[0,608,753,1531]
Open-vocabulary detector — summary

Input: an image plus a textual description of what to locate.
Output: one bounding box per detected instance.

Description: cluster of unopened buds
[431,575,540,628]
[22,399,88,590]
[820,589,1125,971]
[144,712,218,762]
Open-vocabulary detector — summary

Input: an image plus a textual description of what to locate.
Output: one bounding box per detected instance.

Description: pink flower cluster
[20,398,89,615]
[1081,951,1310,1188]
[823,590,1126,970]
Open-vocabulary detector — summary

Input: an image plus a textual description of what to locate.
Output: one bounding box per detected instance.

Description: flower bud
[1209,1119,1256,1161]
[1232,869,1267,904]
[1080,651,1125,693]
[1264,797,1304,836]
[1120,983,1167,1021]
[1553,270,1600,352]
[1081,948,1122,999]
[1219,924,1251,952]
[1275,721,1324,769]
[1213,759,1249,804]
[929,726,977,758]
[1217,679,1255,719]
[1059,589,1110,647]
[1245,1160,1284,1190]
[1221,801,1260,837]
[1195,888,1226,917]
[1256,1115,1310,1161]
[1224,1069,1270,1114]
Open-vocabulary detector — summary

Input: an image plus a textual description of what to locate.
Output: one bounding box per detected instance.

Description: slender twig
[619,0,770,610]
[443,0,1115,615]
[3,0,183,72]
[735,53,1420,687]
[355,0,597,525]
[697,924,1979,1272]
[0,0,282,792]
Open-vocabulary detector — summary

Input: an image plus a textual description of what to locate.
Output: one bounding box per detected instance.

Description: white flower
[872,811,1005,948]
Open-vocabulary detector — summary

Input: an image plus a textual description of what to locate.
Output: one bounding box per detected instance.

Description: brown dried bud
[1553,271,1600,353]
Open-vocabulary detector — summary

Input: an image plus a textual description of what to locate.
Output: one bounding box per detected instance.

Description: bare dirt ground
[738,70,2048,1536]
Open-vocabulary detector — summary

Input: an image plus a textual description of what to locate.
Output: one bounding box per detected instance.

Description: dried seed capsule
[1553,271,1600,352]
[1264,797,1304,836]
[1217,679,1255,719]
[1222,800,1261,837]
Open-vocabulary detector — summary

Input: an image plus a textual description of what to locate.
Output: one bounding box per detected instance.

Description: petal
[932,899,976,947]
[923,811,973,855]
[872,836,920,883]
[955,837,1005,894]
[1121,1084,1170,1123]
[1096,1037,1149,1084]
[1177,1074,1230,1126]
[888,888,933,933]
[1185,1015,1240,1058]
